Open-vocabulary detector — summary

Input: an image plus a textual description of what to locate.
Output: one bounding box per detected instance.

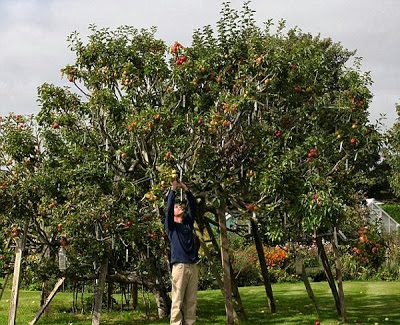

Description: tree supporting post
[250,217,276,313]
[218,201,235,325]
[296,254,321,318]
[29,277,66,325]
[316,235,342,317]
[92,257,108,325]
[194,222,240,321]
[8,237,23,325]
[333,227,348,322]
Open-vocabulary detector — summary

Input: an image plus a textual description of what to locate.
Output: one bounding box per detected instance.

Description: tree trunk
[92,256,108,325]
[40,281,51,316]
[107,281,114,312]
[140,246,171,318]
[250,218,276,313]
[0,239,11,301]
[217,201,234,325]
[0,274,10,300]
[81,283,85,314]
[333,228,348,322]
[315,235,342,317]
[132,283,138,310]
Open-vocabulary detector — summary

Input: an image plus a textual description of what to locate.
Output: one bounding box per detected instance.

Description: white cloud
[0,0,399,128]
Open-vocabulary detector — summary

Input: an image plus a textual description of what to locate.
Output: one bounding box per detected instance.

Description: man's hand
[178,181,188,192]
[171,180,179,191]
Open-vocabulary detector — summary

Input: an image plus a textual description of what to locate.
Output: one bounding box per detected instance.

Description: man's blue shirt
[165,190,199,265]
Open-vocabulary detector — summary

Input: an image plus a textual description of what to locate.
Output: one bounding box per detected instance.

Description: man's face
[174,204,184,218]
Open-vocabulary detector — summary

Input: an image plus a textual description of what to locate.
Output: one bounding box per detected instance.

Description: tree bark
[0,274,10,300]
[132,283,138,310]
[250,218,276,313]
[315,235,342,317]
[107,281,114,312]
[41,281,51,316]
[218,201,234,325]
[140,246,171,319]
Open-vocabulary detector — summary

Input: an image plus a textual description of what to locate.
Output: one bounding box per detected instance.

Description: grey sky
[0,0,399,129]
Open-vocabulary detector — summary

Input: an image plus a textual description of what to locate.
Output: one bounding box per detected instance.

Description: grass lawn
[0,281,399,324]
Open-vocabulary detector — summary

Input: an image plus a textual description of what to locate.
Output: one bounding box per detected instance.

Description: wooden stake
[218,202,234,325]
[8,218,28,325]
[250,217,276,313]
[333,227,348,322]
[29,277,66,325]
[92,257,108,325]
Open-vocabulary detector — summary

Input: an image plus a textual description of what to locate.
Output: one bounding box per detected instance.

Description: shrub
[378,232,400,280]
[231,246,261,286]
[381,204,400,224]
[352,224,386,270]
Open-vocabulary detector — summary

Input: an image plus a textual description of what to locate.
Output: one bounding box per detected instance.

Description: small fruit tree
[36,25,173,320]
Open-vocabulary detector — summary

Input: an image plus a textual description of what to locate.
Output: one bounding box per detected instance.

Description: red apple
[52,122,59,129]
[350,138,356,144]
[121,152,127,159]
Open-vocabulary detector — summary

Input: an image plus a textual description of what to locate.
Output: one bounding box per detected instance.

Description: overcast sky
[0,0,399,129]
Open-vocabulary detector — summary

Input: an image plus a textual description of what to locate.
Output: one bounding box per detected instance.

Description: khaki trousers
[170,263,198,325]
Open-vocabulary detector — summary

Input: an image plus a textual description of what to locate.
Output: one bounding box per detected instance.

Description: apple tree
[35,25,173,319]
[161,2,381,321]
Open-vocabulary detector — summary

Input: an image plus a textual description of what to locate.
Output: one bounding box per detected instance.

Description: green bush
[381,204,400,224]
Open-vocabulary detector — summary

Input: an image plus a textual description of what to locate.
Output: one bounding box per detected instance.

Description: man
[165,180,199,325]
